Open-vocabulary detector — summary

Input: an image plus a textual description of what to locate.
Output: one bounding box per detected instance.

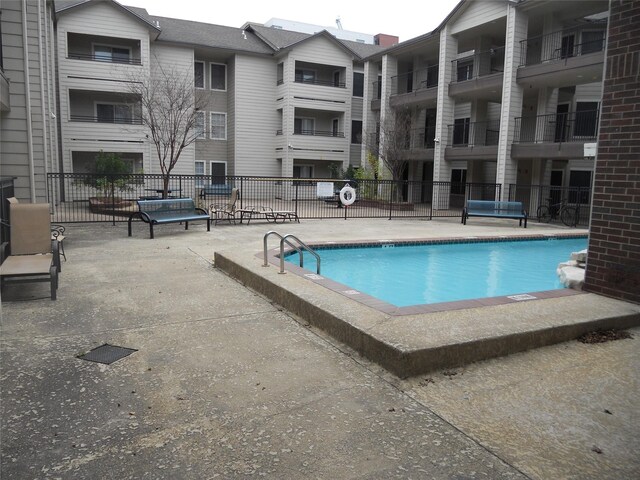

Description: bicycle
[536,198,578,226]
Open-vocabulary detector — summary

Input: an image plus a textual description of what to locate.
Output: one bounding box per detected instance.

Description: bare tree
[365,107,413,201]
[126,62,204,198]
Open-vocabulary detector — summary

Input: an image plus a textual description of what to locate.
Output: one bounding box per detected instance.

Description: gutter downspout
[37,0,50,186]
[22,0,36,202]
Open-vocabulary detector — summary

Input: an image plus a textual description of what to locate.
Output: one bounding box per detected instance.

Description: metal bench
[128,198,210,239]
[199,184,234,199]
[462,200,528,227]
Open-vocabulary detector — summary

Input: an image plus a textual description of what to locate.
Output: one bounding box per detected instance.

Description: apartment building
[0,0,58,203]
[363,0,608,203]
[52,0,386,183]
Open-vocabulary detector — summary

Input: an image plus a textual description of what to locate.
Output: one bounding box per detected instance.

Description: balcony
[66,33,142,65]
[518,24,606,87]
[512,110,599,159]
[399,127,436,161]
[293,129,345,138]
[370,80,382,110]
[445,119,500,160]
[294,62,346,89]
[70,114,142,125]
[389,65,439,107]
[449,47,505,101]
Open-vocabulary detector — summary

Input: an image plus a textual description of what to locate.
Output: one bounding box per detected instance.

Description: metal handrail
[280,234,320,275]
[263,231,303,268]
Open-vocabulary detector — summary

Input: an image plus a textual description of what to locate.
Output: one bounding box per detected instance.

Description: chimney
[374,34,399,47]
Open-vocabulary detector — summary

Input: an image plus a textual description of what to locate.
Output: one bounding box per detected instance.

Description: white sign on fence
[316,182,334,198]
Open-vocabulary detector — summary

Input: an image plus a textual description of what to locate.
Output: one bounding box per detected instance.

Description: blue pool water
[286,237,588,307]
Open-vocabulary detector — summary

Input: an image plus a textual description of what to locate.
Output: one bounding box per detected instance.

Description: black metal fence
[508,184,591,226]
[514,110,599,143]
[46,173,506,224]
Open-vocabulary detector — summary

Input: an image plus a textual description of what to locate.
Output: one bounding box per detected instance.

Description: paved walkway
[1,218,638,479]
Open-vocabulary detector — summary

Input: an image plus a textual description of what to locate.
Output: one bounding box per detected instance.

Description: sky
[120,0,462,43]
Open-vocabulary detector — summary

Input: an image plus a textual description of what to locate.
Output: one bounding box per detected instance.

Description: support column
[378,54,397,176]
[496,4,528,200]
[433,25,457,208]
[361,60,379,168]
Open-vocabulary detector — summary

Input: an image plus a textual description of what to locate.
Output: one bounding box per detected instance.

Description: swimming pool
[285,236,588,308]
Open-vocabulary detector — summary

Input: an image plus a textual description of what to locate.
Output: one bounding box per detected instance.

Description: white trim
[210,112,227,140]
[194,60,205,89]
[209,62,227,91]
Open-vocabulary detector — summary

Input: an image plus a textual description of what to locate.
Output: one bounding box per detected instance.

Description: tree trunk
[162,175,170,199]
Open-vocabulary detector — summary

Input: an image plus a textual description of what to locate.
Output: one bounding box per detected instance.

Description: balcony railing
[294,77,346,88]
[451,47,505,83]
[447,120,500,147]
[391,65,439,95]
[70,115,143,125]
[293,129,345,138]
[514,110,599,143]
[402,126,437,150]
[67,52,142,65]
[520,23,606,66]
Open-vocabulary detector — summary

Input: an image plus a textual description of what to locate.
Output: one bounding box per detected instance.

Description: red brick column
[583,0,640,303]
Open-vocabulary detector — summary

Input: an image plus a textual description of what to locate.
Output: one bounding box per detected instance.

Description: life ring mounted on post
[339,185,356,206]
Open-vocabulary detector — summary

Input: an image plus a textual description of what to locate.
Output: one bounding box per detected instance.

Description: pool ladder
[263,231,321,275]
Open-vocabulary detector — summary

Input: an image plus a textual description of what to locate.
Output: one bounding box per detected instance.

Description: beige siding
[450,0,507,35]
[0,0,56,202]
[233,55,279,176]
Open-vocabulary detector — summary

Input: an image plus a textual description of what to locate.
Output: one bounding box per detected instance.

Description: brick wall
[583,0,640,304]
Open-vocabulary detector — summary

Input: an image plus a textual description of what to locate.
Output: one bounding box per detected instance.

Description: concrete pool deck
[2,218,639,479]
[215,218,640,377]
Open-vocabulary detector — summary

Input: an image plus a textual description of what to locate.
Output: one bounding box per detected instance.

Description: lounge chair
[0,203,61,300]
[210,188,239,225]
[7,197,66,260]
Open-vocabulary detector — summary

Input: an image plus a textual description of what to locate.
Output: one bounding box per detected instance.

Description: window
[210,161,227,184]
[210,112,227,140]
[581,30,605,55]
[569,170,592,204]
[560,34,575,59]
[94,44,130,63]
[96,103,133,124]
[277,63,284,85]
[450,169,467,196]
[353,72,364,97]
[293,165,313,182]
[194,61,204,88]
[452,118,470,145]
[195,161,206,186]
[195,111,206,139]
[574,102,599,137]
[333,71,341,87]
[294,118,314,135]
[351,120,362,144]
[295,69,316,84]
[210,63,226,90]
[456,59,473,81]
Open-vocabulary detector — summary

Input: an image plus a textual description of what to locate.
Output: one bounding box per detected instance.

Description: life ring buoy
[339,185,356,206]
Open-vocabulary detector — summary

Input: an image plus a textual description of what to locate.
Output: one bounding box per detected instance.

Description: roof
[127,9,274,54]
[246,23,386,59]
[54,0,389,59]
[55,0,161,34]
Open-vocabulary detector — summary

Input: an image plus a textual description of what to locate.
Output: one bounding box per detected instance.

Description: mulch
[577,330,634,344]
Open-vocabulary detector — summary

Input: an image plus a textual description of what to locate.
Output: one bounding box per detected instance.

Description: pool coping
[267,233,588,316]
[215,232,640,378]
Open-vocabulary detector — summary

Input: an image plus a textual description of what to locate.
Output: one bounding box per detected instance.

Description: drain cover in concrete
[78,344,137,365]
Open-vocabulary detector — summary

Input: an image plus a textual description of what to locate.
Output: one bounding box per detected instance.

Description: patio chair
[7,197,66,260]
[0,203,61,300]
[210,188,239,225]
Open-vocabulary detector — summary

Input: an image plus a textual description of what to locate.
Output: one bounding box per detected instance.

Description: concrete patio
[1,218,638,479]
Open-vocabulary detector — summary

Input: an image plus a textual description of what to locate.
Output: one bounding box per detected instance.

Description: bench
[199,184,234,199]
[128,198,210,239]
[462,200,528,227]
